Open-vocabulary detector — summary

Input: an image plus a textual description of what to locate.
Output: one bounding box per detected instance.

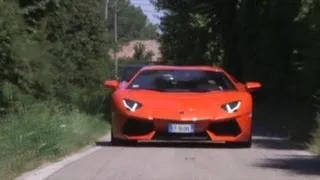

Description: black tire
[237,123,253,148]
[238,135,252,148]
[228,135,252,148]
[111,128,121,146]
[111,129,125,146]
[111,136,125,146]
[111,130,137,146]
[110,120,123,146]
[239,139,252,148]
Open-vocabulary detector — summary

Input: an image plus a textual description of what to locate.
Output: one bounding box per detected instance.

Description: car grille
[153,132,210,141]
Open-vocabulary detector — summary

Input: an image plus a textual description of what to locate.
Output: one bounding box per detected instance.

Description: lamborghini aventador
[104,65,262,148]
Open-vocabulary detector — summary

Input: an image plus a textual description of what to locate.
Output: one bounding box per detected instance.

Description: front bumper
[112,113,252,143]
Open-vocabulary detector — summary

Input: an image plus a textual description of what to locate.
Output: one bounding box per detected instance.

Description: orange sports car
[104,65,261,147]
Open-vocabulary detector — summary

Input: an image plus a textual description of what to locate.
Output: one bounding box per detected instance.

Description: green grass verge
[253,102,316,141]
[308,114,320,154]
[0,102,109,180]
[254,102,320,155]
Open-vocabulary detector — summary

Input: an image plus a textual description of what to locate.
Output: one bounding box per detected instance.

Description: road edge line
[16,133,110,180]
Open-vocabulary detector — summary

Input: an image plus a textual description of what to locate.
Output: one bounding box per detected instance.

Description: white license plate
[168,124,195,133]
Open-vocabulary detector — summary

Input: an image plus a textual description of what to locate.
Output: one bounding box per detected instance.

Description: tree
[154,0,319,98]
[1,0,159,111]
[107,0,159,43]
[0,0,110,113]
[153,0,320,141]
[153,0,223,65]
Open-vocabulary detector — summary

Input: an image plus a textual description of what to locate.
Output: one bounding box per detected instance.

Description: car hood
[118,90,251,120]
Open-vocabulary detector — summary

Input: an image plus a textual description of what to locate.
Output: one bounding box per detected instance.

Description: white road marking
[16,134,110,180]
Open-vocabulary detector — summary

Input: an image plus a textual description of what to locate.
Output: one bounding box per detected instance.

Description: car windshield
[127,69,237,92]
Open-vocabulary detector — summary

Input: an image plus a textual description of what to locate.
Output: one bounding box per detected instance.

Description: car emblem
[179,111,184,115]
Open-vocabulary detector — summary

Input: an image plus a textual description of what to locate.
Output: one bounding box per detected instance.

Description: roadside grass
[308,114,320,154]
[254,102,320,155]
[254,102,316,139]
[0,102,109,180]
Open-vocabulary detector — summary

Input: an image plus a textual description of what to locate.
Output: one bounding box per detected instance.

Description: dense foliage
[0,0,158,178]
[0,0,158,114]
[153,0,320,144]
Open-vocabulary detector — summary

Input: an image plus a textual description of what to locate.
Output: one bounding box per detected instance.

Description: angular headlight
[221,101,241,113]
[122,99,142,112]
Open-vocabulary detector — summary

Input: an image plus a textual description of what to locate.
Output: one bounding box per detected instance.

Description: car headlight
[122,99,142,112]
[221,101,241,113]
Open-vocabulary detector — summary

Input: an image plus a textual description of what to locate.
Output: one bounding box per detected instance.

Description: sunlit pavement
[26,134,320,180]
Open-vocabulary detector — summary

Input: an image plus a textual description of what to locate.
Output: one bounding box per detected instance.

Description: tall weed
[0,102,108,179]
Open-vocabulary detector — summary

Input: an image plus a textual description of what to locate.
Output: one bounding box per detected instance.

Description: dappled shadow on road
[252,123,289,138]
[95,124,310,150]
[95,140,250,149]
[251,121,309,150]
[252,136,307,150]
[253,155,320,176]
[252,124,320,177]
[95,136,306,150]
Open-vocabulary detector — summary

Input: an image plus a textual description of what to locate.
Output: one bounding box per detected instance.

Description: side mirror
[104,80,119,90]
[245,82,262,92]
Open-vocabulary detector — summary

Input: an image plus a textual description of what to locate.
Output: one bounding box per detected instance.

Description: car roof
[140,65,224,72]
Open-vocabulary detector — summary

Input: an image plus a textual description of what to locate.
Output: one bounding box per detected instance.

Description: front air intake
[153,132,210,141]
[122,118,154,136]
[208,119,241,137]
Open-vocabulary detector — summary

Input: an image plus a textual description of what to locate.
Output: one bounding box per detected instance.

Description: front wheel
[237,135,252,148]
[111,130,137,146]
[111,130,125,146]
[238,139,252,148]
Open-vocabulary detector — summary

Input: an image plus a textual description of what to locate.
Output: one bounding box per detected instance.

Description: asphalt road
[41,134,320,180]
